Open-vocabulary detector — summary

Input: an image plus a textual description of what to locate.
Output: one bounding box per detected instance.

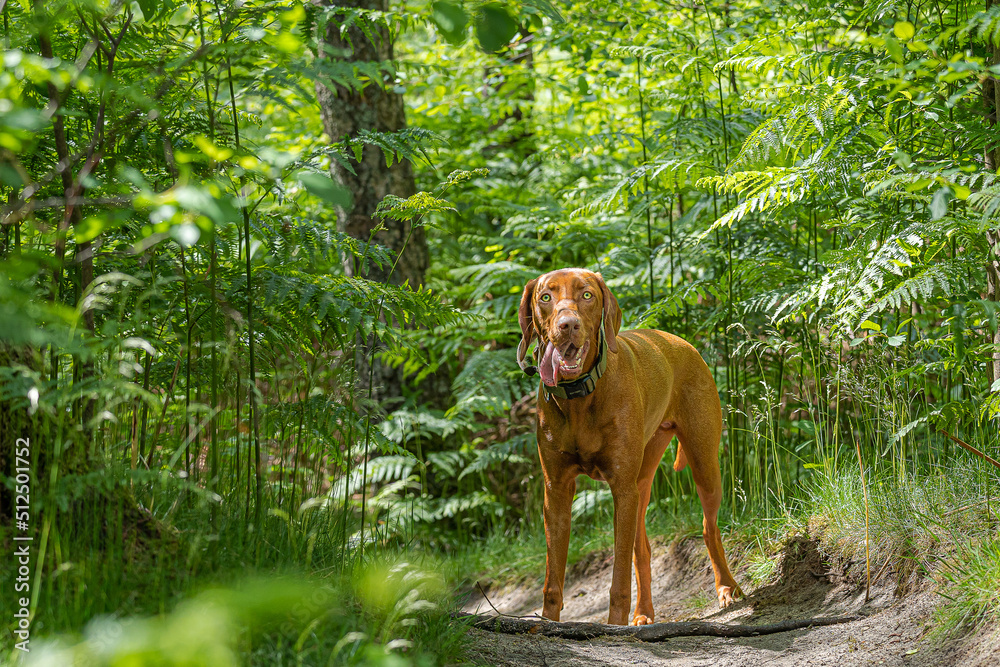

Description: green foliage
[20,563,462,666]
[0,0,465,660]
[4,0,1000,654]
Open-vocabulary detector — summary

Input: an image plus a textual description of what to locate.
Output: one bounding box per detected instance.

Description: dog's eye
[540,293,551,302]
[582,291,593,299]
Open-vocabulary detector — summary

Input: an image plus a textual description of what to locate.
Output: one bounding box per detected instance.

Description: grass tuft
[935,538,1000,637]
[805,461,998,584]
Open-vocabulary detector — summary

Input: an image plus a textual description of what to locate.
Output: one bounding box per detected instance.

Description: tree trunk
[315,0,429,404]
[988,230,1000,386]
[983,2,1000,387]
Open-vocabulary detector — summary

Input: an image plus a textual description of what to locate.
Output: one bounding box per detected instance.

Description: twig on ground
[475,581,510,618]
[455,612,861,642]
[873,553,894,582]
[942,498,992,518]
[473,582,545,621]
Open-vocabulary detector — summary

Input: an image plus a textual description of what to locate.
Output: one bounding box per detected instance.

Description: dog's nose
[556,314,581,332]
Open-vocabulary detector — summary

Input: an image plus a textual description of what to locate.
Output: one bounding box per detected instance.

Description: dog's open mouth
[539,340,590,387]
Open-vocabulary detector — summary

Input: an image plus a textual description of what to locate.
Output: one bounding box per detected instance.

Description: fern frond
[459,433,534,479]
[573,158,714,218]
[375,191,456,222]
[448,348,535,420]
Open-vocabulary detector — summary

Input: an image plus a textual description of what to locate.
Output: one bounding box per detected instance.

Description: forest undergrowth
[2,0,1000,665]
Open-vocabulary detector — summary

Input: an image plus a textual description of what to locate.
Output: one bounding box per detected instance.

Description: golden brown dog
[516,268,742,626]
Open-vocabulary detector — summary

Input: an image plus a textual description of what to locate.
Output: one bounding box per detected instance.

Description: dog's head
[517,268,621,387]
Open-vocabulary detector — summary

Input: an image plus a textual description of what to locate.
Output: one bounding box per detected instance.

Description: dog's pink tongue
[539,342,562,387]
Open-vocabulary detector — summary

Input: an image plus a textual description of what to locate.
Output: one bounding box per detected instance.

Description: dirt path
[460,537,997,666]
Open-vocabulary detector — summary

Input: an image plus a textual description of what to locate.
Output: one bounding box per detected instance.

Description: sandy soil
[459,537,999,666]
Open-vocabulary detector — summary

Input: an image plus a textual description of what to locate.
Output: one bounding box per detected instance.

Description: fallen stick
[938,430,1000,471]
[942,498,991,518]
[455,612,861,642]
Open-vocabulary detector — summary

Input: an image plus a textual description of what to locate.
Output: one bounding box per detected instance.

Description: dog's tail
[673,443,688,472]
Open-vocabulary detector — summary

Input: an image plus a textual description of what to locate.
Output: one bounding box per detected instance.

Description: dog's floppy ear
[597,273,622,353]
[517,278,539,369]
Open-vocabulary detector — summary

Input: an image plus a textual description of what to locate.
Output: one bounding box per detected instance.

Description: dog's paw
[717,585,739,608]
[631,614,655,626]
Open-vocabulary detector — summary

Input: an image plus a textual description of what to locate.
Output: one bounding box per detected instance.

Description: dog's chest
[537,405,617,467]
[539,436,606,481]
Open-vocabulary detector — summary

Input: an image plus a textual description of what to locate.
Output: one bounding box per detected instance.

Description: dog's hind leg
[676,410,742,607]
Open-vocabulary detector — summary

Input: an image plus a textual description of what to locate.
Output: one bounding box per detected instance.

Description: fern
[459,433,535,480]
[449,349,535,421]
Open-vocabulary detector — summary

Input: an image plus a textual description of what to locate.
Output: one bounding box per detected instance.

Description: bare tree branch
[455,612,861,642]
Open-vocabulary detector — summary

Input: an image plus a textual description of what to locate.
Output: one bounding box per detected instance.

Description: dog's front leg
[541,470,576,621]
[607,473,639,625]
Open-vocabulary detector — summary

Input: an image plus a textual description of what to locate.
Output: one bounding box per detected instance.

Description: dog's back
[616,329,723,445]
